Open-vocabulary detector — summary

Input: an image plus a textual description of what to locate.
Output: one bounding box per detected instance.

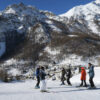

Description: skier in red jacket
[80,67,87,87]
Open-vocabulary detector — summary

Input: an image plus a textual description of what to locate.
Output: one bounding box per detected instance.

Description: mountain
[0,3,68,72]
[60,0,100,36]
[0,3,59,58]
[0,1,100,79]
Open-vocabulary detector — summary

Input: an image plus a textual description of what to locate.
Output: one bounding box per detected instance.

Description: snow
[17,25,25,34]
[96,0,100,3]
[3,59,17,66]
[49,24,62,32]
[45,20,53,24]
[24,69,33,77]
[4,8,16,14]
[45,47,60,55]
[8,68,21,76]
[45,20,62,32]
[68,35,78,37]
[58,54,98,67]
[18,25,24,30]
[3,59,28,67]
[0,67,100,100]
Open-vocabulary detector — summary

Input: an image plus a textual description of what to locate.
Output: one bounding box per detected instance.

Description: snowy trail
[0,68,100,100]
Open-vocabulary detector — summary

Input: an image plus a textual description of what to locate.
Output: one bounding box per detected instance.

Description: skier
[40,66,47,92]
[61,67,66,85]
[88,63,95,88]
[79,67,87,87]
[66,67,72,86]
[35,66,40,89]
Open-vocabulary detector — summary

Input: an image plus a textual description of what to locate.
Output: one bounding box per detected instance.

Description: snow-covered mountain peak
[0,3,49,35]
[4,3,40,16]
[95,0,100,4]
[60,0,100,35]
[60,0,100,18]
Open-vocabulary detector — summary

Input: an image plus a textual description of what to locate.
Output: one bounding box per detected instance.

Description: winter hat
[88,63,92,65]
[81,67,85,70]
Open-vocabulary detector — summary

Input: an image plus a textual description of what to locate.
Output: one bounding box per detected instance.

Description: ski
[87,87,97,90]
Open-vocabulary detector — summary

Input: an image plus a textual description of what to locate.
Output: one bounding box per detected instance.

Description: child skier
[40,66,47,92]
[79,67,87,87]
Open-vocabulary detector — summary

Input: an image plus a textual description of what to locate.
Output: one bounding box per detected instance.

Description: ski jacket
[61,69,66,77]
[36,68,40,77]
[40,69,46,80]
[66,69,72,78]
[89,65,95,78]
[81,67,86,80]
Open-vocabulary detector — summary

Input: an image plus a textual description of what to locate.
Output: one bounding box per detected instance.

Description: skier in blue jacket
[35,66,40,89]
[88,63,95,88]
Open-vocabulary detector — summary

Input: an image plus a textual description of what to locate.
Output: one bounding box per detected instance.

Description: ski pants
[67,77,72,85]
[89,77,95,87]
[80,80,87,86]
[40,80,46,91]
[36,76,40,87]
[61,76,65,84]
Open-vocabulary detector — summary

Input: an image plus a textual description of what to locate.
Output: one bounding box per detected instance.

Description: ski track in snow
[0,68,100,100]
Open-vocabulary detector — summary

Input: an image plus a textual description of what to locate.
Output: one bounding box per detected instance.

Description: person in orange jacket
[80,67,87,87]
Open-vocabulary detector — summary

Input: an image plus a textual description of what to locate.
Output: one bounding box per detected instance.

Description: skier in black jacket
[61,68,66,85]
[66,67,72,86]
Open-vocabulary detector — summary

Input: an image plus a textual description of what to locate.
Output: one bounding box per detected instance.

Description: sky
[0,0,94,15]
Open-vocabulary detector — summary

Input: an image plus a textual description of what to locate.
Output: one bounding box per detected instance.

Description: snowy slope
[0,67,100,100]
[60,0,100,35]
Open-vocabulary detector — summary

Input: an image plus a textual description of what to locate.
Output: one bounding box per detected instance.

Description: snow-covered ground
[0,67,100,100]
[44,47,60,55]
